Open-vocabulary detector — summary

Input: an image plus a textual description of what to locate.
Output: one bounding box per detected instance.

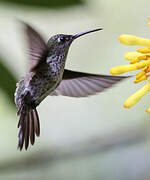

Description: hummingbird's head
[47,34,73,52]
[47,28,103,54]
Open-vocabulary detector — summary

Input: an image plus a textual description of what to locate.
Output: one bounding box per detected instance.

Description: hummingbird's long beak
[73,28,103,39]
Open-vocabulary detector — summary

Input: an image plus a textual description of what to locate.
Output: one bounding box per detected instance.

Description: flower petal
[124,80,150,108]
[110,60,150,75]
[119,35,150,47]
[136,48,150,53]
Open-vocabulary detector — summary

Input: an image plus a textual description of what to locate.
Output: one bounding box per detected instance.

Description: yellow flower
[110,19,150,114]
[147,17,150,26]
[124,81,150,108]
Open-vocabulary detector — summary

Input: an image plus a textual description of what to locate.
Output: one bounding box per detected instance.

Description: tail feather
[33,109,40,136]
[18,114,26,150]
[25,113,29,150]
[29,110,35,145]
[17,107,40,150]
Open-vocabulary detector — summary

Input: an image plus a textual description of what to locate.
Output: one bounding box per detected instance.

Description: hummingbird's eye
[58,37,66,43]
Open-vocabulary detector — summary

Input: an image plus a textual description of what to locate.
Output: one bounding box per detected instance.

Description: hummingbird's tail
[17,105,40,150]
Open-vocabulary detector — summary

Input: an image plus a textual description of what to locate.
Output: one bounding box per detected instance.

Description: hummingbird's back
[14,78,25,108]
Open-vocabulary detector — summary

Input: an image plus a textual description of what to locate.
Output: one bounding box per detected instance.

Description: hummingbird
[15,22,128,150]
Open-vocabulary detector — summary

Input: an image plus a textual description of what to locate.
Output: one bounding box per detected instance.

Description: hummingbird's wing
[24,22,48,71]
[50,69,129,97]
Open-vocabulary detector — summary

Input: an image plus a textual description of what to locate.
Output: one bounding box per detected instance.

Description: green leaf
[0,0,83,8]
[0,58,17,107]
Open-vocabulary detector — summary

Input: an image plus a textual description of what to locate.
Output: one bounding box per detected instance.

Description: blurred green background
[1,0,150,179]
